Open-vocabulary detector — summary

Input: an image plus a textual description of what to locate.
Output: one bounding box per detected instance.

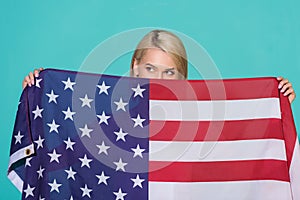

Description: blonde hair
[130,30,188,79]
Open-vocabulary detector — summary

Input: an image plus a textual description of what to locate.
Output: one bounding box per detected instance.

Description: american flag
[8,69,300,199]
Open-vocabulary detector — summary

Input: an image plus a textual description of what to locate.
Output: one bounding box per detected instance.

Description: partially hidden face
[133,48,184,80]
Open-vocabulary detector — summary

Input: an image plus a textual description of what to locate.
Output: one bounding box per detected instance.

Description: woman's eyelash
[165,70,175,75]
[146,66,154,71]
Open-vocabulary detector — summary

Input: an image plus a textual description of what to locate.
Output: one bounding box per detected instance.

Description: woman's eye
[146,66,154,72]
[165,70,175,76]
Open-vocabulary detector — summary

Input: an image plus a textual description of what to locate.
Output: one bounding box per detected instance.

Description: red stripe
[150,77,279,100]
[279,92,297,169]
[150,119,283,141]
[149,160,290,182]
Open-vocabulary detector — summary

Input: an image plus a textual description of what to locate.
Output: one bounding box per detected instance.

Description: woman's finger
[280,82,292,93]
[34,69,40,77]
[29,72,34,85]
[34,67,44,77]
[278,78,289,89]
[283,87,294,96]
[23,76,31,87]
[286,91,296,104]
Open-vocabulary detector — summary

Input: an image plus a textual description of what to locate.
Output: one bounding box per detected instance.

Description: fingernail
[278,84,282,89]
[284,93,287,96]
[281,88,284,93]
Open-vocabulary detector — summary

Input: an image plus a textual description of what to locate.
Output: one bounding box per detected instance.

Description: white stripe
[149,180,292,200]
[289,140,300,199]
[8,144,34,169]
[149,98,281,121]
[7,170,23,192]
[149,139,286,162]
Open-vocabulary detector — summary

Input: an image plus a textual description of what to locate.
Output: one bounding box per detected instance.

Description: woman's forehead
[139,48,178,69]
[143,63,176,71]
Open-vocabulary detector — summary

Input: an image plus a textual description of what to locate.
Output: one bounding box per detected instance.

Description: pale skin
[22,49,296,103]
[132,49,184,80]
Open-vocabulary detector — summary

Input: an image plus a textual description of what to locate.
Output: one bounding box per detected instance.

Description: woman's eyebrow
[145,63,175,71]
[165,67,175,71]
[145,63,157,69]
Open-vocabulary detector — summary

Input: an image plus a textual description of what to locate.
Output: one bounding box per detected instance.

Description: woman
[22,30,296,103]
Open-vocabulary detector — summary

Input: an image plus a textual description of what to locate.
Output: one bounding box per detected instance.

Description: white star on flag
[79,154,93,168]
[113,188,127,200]
[37,165,45,179]
[114,128,128,142]
[114,97,128,111]
[34,135,44,149]
[62,107,76,120]
[14,131,24,144]
[96,141,110,155]
[80,184,93,198]
[132,83,146,98]
[97,111,111,125]
[48,149,62,163]
[35,78,42,88]
[24,184,35,198]
[47,119,60,133]
[48,179,62,193]
[64,137,75,150]
[32,105,43,119]
[39,195,45,200]
[113,158,128,172]
[62,77,76,91]
[46,90,59,103]
[131,144,145,158]
[131,114,146,128]
[97,81,111,95]
[25,157,32,167]
[96,171,110,185]
[65,166,77,180]
[131,174,145,188]
[79,124,93,138]
[79,94,94,108]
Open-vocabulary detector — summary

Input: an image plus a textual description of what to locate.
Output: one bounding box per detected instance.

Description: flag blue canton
[9,69,150,199]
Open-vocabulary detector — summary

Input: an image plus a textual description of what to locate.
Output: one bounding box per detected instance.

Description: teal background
[1,0,299,198]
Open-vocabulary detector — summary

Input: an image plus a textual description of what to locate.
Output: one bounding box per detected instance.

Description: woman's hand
[22,68,44,89]
[277,76,296,104]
